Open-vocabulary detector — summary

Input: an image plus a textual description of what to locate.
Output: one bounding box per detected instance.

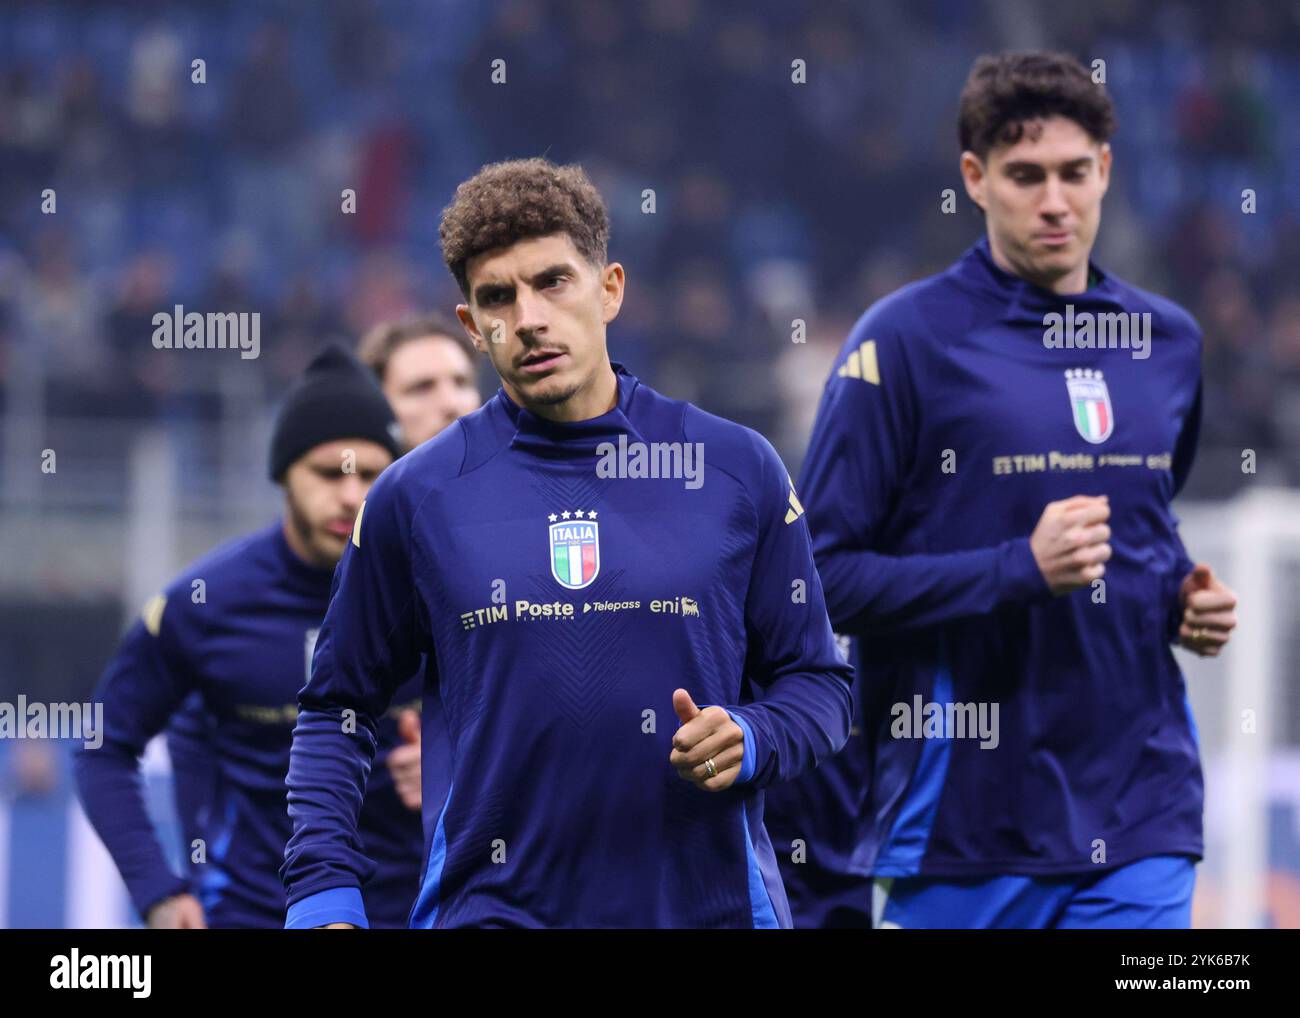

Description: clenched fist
[1178,563,1238,657]
[1031,494,1112,595]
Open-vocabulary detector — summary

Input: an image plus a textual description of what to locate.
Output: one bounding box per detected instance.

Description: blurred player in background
[76,346,424,928]
[358,312,483,451]
[281,157,853,929]
[768,51,1238,929]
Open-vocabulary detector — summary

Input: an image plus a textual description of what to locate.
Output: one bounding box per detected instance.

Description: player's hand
[1030,494,1112,595]
[146,893,207,929]
[387,709,422,811]
[669,689,743,792]
[1178,563,1237,657]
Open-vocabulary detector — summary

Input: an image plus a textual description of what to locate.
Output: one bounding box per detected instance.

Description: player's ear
[1097,142,1113,195]
[599,262,625,324]
[456,304,485,352]
[960,150,987,210]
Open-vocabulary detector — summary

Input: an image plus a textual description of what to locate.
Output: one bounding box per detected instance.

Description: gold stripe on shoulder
[836,339,880,385]
[141,593,166,637]
[352,500,366,548]
[784,480,805,525]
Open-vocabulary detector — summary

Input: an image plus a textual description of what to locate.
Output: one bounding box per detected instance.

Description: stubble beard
[286,494,344,569]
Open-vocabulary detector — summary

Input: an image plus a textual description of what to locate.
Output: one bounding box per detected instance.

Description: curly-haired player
[280,158,854,928]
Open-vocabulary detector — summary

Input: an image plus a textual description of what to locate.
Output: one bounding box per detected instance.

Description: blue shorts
[872,854,1197,929]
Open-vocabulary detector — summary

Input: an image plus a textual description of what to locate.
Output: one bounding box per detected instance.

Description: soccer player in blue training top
[75,346,424,928]
[280,157,854,929]
[766,51,1240,929]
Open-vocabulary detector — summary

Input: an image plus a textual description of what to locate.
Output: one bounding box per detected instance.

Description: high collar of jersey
[270,520,340,592]
[961,235,1128,321]
[500,362,647,456]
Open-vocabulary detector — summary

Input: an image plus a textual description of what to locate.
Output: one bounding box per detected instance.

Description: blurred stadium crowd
[1,0,1299,929]
[2,0,1299,500]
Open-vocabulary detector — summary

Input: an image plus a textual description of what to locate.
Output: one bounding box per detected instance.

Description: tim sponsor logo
[50,950,151,998]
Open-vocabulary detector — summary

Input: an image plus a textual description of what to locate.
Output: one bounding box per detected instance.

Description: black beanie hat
[269,343,403,480]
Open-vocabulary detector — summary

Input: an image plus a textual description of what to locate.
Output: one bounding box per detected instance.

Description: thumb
[673,689,701,726]
[1190,563,1213,591]
[398,709,421,745]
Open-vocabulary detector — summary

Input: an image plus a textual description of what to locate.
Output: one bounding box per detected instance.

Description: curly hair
[438,158,611,297]
[958,52,1116,159]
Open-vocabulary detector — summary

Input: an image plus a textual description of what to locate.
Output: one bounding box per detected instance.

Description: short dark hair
[356,312,477,384]
[438,157,610,298]
[958,51,1116,159]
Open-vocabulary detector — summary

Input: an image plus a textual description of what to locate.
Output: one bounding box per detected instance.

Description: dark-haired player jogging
[765,51,1238,929]
[281,158,853,929]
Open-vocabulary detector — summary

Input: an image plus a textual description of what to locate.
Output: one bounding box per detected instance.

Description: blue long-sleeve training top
[787,236,1203,880]
[281,364,854,929]
[74,522,423,927]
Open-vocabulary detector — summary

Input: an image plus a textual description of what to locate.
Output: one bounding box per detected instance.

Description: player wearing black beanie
[269,343,404,481]
[76,343,423,930]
